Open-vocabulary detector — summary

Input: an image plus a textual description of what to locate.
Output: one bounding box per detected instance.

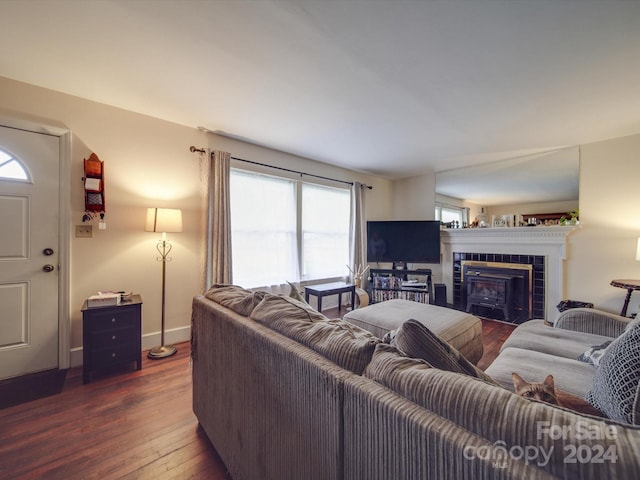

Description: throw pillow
[586,321,640,424]
[391,319,497,385]
[577,341,612,367]
[624,317,640,333]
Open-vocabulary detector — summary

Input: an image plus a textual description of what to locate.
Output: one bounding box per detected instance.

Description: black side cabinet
[81,294,142,383]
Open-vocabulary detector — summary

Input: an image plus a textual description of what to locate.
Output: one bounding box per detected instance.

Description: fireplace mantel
[442,225,575,248]
[440,226,577,323]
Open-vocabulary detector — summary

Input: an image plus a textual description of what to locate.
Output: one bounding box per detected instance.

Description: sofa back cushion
[391,319,497,384]
[251,294,379,374]
[587,319,640,424]
[205,284,266,316]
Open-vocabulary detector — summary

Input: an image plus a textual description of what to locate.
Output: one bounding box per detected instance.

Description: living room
[2,76,639,363]
[2,1,640,478]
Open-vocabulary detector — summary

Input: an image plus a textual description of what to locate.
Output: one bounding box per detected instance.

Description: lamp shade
[145,208,183,233]
[636,238,640,261]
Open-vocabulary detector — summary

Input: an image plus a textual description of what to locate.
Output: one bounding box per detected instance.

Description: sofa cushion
[363,342,432,378]
[485,347,597,397]
[205,284,266,316]
[364,343,496,411]
[251,293,379,374]
[587,321,640,424]
[501,319,613,360]
[577,341,612,367]
[391,319,497,384]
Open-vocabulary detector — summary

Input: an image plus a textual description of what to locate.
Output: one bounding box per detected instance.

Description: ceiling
[1,0,639,204]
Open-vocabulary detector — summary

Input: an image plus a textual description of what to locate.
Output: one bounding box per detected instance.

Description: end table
[81,294,142,383]
[610,279,640,317]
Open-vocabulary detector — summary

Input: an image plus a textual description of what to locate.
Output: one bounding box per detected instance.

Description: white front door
[0,125,60,380]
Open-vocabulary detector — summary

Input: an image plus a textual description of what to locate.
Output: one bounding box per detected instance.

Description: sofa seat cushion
[485,347,597,397]
[343,299,483,364]
[587,320,640,425]
[205,284,267,317]
[251,293,379,374]
[391,319,497,384]
[501,320,613,360]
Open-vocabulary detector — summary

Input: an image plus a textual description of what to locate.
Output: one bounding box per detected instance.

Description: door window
[0,149,30,181]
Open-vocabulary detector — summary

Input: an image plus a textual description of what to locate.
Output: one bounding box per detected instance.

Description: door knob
[43,264,55,272]
[43,248,54,256]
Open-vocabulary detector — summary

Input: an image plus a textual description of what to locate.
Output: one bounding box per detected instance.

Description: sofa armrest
[554,307,632,337]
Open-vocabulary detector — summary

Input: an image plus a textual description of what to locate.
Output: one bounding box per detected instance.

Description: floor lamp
[145,207,183,359]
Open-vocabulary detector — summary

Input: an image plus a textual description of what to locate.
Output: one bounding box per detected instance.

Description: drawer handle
[111,318,116,323]
[112,335,116,340]
[112,353,117,358]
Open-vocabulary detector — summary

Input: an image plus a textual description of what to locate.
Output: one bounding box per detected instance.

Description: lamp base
[147,345,177,359]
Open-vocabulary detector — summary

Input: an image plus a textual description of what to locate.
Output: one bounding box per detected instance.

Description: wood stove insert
[462,260,533,323]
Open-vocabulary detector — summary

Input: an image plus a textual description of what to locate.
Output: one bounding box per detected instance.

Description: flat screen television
[366,220,441,264]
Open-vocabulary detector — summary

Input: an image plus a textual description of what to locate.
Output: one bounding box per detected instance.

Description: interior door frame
[0,116,71,370]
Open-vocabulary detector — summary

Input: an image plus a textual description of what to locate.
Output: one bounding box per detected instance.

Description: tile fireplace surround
[441,226,575,324]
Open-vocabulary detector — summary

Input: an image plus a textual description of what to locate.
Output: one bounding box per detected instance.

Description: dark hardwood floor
[0,309,514,480]
[0,342,230,480]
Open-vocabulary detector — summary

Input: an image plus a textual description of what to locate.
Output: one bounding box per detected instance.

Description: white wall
[566,135,640,315]
[392,172,436,220]
[0,76,394,359]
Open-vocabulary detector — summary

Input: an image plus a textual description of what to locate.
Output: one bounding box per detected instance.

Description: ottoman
[343,299,483,364]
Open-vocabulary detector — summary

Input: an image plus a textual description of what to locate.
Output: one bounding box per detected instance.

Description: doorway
[0,123,70,385]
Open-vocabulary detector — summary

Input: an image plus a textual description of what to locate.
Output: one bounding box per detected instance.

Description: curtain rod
[189,146,372,189]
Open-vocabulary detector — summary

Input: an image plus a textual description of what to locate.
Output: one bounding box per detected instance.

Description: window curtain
[205,150,233,288]
[349,182,367,286]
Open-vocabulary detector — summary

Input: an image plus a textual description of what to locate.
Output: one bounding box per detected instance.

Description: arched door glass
[0,149,30,181]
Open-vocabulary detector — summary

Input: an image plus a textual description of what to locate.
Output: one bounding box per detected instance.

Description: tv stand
[368,268,433,304]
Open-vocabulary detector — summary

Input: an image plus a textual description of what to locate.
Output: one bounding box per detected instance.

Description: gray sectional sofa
[191,286,640,480]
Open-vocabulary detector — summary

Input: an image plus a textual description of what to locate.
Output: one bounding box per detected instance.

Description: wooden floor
[0,343,230,480]
[0,312,514,480]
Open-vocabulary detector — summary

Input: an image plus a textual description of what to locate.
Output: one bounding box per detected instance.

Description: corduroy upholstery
[553,307,633,336]
[192,295,350,480]
[192,290,640,479]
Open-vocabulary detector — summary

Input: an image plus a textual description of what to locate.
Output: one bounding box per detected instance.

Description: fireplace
[440,226,574,324]
[463,261,533,322]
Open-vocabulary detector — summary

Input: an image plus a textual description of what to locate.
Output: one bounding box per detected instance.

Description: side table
[610,279,640,317]
[81,294,142,383]
[304,282,355,313]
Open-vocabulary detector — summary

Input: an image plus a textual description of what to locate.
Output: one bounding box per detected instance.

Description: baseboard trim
[69,325,192,368]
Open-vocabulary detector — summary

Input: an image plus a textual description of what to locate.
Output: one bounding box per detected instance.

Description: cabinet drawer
[90,344,137,367]
[86,307,138,332]
[90,327,136,348]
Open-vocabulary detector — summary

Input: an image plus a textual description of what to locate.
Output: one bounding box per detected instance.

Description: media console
[367,268,433,304]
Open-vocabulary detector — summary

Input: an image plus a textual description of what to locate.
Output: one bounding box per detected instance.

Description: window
[230,169,350,288]
[230,170,298,288]
[301,183,350,279]
[435,203,468,226]
[0,149,29,181]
